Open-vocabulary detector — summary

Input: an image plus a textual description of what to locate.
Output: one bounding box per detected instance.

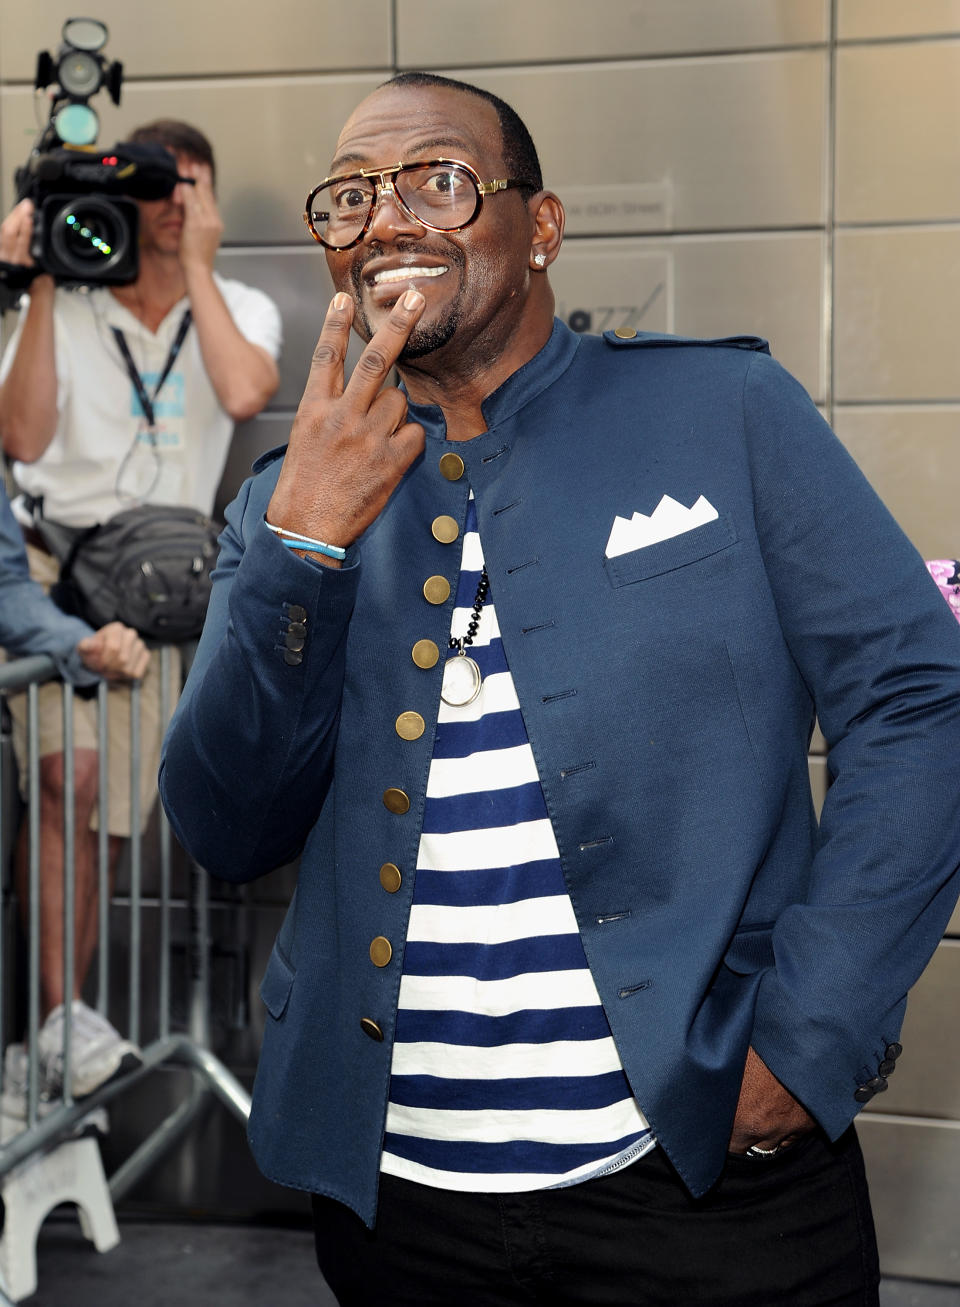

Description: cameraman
[0,119,281,1104]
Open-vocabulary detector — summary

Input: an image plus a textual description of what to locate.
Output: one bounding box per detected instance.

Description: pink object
[925,560,960,625]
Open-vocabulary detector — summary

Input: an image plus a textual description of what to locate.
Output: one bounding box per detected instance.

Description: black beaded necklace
[441,567,489,707]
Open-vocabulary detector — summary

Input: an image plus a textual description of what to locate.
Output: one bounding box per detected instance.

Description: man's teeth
[372,266,448,286]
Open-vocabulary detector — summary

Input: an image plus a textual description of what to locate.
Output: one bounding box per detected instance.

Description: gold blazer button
[395,711,425,741]
[423,575,451,605]
[431,515,460,544]
[439,452,465,481]
[379,863,402,893]
[369,936,393,967]
[412,639,440,669]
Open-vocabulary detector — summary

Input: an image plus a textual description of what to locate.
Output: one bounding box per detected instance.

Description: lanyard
[111,309,192,429]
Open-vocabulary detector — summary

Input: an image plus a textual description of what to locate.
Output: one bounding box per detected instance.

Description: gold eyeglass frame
[303,158,533,251]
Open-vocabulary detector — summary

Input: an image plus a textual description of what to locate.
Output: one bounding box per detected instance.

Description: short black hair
[382,72,543,195]
[125,119,216,184]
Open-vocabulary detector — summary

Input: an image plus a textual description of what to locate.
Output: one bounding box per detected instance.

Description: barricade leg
[0,1110,119,1301]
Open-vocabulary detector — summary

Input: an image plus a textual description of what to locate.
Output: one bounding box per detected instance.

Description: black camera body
[17,143,181,287]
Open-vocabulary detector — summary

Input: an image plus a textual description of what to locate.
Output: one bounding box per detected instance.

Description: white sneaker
[2,1043,55,1119]
[1,1042,107,1135]
[37,1001,143,1099]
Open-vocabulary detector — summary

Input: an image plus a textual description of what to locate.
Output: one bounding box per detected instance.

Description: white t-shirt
[1,274,281,526]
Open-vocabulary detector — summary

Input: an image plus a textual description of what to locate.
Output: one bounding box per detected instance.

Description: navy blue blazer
[161,321,960,1223]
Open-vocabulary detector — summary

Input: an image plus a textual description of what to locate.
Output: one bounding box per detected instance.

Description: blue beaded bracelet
[264,518,347,560]
[278,536,347,561]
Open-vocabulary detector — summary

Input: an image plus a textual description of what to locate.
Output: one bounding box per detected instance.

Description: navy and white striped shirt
[382,498,654,1192]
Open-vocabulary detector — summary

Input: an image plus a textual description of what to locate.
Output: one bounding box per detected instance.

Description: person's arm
[0,200,60,463]
[177,162,279,421]
[0,490,149,683]
[159,474,357,877]
[160,290,426,880]
[739,352,960,1144]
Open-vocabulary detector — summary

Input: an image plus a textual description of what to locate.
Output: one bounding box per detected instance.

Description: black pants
[312,1128,880,1306]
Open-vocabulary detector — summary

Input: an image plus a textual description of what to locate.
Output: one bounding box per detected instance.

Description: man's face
[324,84,536,365]
[136,152,204,256]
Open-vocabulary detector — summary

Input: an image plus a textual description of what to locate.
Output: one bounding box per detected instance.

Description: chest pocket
[604,513,738,586]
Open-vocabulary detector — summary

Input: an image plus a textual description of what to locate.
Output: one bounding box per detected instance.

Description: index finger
[341,286,425,410]
[298,291,359,407]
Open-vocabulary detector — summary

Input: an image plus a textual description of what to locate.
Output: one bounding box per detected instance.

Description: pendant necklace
[441,567,489,707]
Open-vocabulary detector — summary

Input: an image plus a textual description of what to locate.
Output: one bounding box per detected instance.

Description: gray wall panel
[217,412,294,519]
[859,1116,960,1282]
[1,75,383,241]
[834,228,960,401]
[832,406,960,558]
[838,1,960,40]
[862,943,960,1118]
[215,247,335,410]
[445,55,825,232]
[836,42,960,223]
[555,233,824,399]
[399,0,828,66]
[0,1,392,79]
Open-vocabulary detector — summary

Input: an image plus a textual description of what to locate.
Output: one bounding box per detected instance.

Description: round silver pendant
[441,653,482,707]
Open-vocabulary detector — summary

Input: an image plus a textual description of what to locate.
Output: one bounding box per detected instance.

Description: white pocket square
[605,494,719,559]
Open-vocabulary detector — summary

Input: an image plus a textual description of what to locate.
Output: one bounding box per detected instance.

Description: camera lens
[48,196,128,276]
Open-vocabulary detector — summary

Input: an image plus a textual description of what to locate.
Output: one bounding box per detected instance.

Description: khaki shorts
[5,543,181,837]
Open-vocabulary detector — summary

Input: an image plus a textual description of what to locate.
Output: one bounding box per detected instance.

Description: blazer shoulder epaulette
[601,328,770,355]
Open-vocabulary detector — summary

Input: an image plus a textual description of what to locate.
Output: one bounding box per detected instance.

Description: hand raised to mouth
[266,288,427,566]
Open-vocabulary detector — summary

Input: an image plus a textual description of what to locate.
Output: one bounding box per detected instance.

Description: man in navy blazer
[161,73,960,1305]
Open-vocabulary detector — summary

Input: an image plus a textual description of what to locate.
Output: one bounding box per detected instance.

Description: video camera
[1,18,183,306]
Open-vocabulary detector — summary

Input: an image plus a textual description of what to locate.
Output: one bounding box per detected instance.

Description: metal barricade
[0,648,251,1302]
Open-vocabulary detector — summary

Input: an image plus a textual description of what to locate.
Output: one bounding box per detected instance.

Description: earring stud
[533,252,546,267]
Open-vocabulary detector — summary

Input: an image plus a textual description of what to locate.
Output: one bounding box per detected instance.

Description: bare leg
[14,749,123,1018]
